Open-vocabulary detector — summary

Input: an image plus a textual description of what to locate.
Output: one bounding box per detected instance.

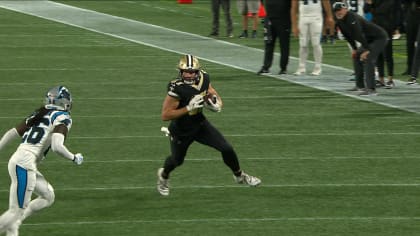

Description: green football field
[0,1,420,235]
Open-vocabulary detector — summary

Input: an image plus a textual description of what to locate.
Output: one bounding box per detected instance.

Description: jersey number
[303,0,318,4]
[22,118,49,144]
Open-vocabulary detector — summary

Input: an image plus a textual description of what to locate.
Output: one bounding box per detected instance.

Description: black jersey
[167,70,210,136]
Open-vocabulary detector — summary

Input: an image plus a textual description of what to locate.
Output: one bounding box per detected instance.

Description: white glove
[186,94,204,111]
[204,95,222,112]
[73,153,84,165]
[160,126,170,137]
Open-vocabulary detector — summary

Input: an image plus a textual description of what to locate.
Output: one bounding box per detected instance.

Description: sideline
[1,1,420,113]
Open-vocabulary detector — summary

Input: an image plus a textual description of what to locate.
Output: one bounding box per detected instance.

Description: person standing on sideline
[363,0,397,88]
[291,0,335,76]
[0,86,84,235]
[209,0,234,38]
[334,2,388,96]
[257,0,292,75]
[156,54,261,196]
[403,0,420,84]
[237,0,259,38]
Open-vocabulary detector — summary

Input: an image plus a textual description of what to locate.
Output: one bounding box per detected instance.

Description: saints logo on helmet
[44,86,72,111]
[178,54,201,85]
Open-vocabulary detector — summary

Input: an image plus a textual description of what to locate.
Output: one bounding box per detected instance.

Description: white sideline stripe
[67,132,420,139]
[1,1,420,114]
[1,155,418,166]
[22,216,420,226]
[1,183,420,193]
[0,95,342,101]
[65,156,420,162]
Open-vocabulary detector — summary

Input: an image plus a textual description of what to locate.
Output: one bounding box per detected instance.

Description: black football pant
[163,120,240,177]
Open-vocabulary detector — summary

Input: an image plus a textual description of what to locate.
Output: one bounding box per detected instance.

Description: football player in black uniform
[156,54,261,196]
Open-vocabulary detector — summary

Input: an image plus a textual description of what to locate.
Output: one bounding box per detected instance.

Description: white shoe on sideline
[234,171,261,187]
[311,68,322,76]
[157,168,169,196]
[294,69,306,76]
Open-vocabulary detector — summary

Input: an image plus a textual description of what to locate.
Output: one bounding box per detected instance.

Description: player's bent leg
[0,208,23,235]
[22,183,55,221]
[6,219,21,236]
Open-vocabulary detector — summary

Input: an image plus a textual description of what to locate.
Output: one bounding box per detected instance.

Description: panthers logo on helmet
[44,86,72,111]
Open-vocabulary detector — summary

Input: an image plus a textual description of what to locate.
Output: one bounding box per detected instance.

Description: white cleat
[234,171,261,187]
[310,68,322,76]
[157,168,169,196]
[293,69,306,76]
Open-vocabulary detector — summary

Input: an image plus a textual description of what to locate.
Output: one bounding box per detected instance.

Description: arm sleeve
[51,133,74,161]
[0,128,20,151]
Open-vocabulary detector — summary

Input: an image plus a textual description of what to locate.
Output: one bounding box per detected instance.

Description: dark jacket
[336,11,388,51]
[263,0,291,19]
[363,0,397,33]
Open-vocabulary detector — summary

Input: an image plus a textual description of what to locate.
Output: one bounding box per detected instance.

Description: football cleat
[157,168,170,196]
[234,171,261,187]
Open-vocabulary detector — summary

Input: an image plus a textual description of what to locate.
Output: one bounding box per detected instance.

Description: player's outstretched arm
[0,121,27,151]
[51,124,83,165]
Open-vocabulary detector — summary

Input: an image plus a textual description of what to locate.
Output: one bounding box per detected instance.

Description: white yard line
[1,1,420,114]
[22,216,420,226]
[1,183,420,193]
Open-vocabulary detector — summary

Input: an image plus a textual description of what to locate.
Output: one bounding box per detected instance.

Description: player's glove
[186,94,204,111]
[73,153,84,165]
[204,94,222,112]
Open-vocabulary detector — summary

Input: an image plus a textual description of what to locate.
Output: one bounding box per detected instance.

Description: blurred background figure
[402,0,420,84]
[257,0,291,75]
[363,0,397,88]
[291,0,334,76]
[237,0,259,38]
[334,1,388,96]
[209,0,234,38]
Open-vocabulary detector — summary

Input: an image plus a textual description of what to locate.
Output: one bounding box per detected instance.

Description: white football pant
[0,156,55,236]
[298,16,323,72]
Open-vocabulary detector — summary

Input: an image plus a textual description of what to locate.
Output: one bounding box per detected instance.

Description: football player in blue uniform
[0,86,84,235]
[157,54,261,196]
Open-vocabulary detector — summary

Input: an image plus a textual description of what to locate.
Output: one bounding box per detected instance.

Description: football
[204,92,217,104]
